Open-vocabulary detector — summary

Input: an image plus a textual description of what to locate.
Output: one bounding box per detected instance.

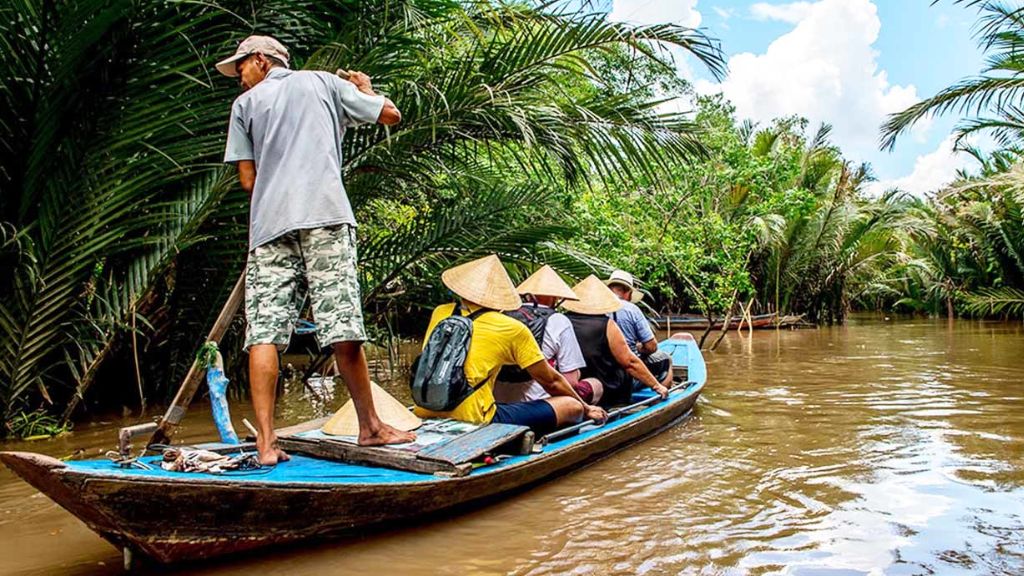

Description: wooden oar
[147,270,247,448]
[541,381,692,444]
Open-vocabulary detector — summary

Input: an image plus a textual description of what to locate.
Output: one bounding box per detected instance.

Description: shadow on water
[2,316,1024,575]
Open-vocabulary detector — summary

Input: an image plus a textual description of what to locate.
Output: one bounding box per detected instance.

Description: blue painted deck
[67,383,702,486]
[67,341,707,486]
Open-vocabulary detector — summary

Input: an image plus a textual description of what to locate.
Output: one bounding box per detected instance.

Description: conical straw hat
[441,254,522,311]
[516,265,578,300]
[562,275,625,315]
[322,381,422,436]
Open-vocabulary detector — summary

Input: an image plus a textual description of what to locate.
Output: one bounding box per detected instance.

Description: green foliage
[572,95,908,325]
[5,410,70,440]
[880,1,1024,319]
[0,0,724,427]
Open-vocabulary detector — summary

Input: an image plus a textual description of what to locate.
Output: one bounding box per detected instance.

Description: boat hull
[650,313,779,330]
[1,384,701,564]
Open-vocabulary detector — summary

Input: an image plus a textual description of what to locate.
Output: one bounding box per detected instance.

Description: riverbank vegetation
[878,0,1024,320]
[1,0,1023,430]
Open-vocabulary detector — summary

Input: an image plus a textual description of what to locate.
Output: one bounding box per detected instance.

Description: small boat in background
[649,312,810,331]
[1,339,708,567]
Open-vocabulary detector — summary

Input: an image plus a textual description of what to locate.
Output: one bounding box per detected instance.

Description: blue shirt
[609,300,655,351]
[224,68,385,250]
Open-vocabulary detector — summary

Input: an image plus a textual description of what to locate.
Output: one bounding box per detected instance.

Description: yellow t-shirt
[413,303,545,423]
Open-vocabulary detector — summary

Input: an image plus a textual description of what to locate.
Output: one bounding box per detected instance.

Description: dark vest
[497,304,557,383]
[565,312,630,407]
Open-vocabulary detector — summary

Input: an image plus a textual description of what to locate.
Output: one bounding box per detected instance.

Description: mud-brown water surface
[1,317,1023,575]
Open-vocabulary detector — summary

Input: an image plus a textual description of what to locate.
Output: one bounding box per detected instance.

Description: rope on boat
[105,451,153,470]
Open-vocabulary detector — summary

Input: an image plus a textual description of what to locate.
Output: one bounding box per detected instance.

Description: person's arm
[638,338,657,356]
[561,368,581,387]
[607,322,668,398]
[224,99,254,189]
[552,316,586,387]
[237,160,256,194]
[345,71,401,126]
[630,306,658,355]
[526,361,607,423]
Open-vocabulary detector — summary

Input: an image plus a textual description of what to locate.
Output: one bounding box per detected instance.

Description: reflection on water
[2,316,1023,575]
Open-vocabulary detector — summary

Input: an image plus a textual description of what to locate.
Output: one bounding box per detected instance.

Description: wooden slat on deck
[417,423,528,465]
[277,436,473,477]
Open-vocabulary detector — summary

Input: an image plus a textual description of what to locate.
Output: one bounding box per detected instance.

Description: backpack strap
[467,307,494,321]
[449,300,493,322]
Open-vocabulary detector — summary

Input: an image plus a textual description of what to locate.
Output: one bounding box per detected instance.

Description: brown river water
[1,316,1023,575]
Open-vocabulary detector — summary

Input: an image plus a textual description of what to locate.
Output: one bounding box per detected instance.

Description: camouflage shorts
[245,224,366,350]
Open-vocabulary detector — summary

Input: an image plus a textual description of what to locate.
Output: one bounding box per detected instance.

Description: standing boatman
[217,35,414,465]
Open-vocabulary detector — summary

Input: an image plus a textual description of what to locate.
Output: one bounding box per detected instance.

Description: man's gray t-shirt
[223,68,385,250]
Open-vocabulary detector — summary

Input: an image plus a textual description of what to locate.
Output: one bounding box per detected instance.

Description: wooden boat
[649,312,779,331]
[1,336,706,567]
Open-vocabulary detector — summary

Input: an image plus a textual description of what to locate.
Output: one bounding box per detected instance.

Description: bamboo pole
[147,269,246,448]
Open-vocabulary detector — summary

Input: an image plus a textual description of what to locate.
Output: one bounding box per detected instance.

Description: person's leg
[249,344,289,465]
[577,377,604,404]
[245,235,304,465]
[544,396,584,427]
[493,399,564,436]
[304,225,414,446]
[333,341,416,445]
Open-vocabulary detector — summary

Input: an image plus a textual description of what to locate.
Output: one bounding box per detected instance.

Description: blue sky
[600,0,988,195]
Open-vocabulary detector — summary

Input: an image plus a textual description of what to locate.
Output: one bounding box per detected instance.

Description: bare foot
[256,435,290,466]
[358,423,416,446]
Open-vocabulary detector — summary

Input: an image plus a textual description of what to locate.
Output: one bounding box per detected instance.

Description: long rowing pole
[146,269,247,448]
[541,381,692,444]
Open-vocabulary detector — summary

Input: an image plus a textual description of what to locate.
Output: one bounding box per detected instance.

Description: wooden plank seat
[269,419,531,477]
[276,435,473,477]
[417,423,531,466]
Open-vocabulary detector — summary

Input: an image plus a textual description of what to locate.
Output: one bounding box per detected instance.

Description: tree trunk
[711,291,740,351]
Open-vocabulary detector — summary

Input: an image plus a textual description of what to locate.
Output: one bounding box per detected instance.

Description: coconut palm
[881,1,1024,149]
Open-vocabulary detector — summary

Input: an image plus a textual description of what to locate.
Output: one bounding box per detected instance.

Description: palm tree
[0,1,725,426]
[881,1,1024,149]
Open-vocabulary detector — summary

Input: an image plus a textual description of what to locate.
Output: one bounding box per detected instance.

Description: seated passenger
[412,255,607,435]
[605,270,673,387]
[493,265,604,405]
[563,275,669,407]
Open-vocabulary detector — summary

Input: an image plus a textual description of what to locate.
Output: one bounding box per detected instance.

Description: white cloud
[609,0,704,80]
[609,0,702,28]
[867,136,974,197]
[712,6,734,20]
[697,0,925,161]
[750,1,813,23]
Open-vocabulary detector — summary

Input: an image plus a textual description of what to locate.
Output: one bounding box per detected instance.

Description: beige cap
[563,275,624,315]
[322,382,422,436]
[605,269,644,303]
[441,254,522,311]
[516,265,578,300]
[216,35,290,78]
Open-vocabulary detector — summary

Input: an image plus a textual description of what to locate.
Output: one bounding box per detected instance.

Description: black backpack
[409,302,493,411]
[496,304,556,383]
